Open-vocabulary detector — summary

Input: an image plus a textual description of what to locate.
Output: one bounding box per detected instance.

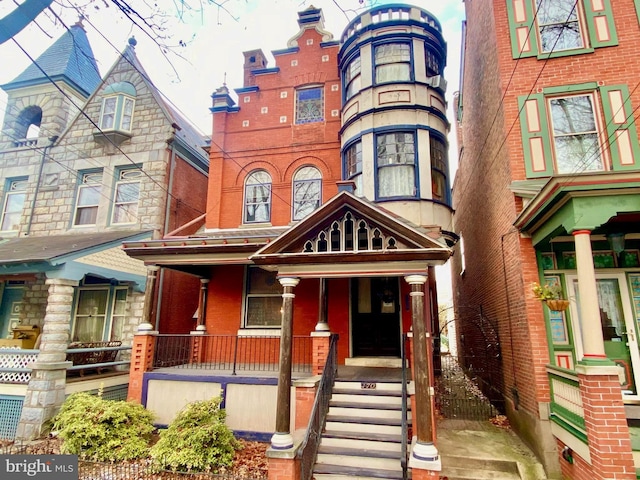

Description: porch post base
[270,432,294,450]
[409,441,442,471]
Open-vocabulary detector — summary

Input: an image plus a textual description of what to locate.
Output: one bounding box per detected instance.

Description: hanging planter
[544,299,570,312]
[532,282,569,312]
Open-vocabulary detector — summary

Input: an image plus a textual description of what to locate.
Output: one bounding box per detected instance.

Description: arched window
[99,82,136,132]
[13,106,42,145]
[244,170,272,223]
[292,166,321,221]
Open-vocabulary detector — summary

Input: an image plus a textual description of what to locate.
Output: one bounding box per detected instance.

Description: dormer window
[94,82,136,146]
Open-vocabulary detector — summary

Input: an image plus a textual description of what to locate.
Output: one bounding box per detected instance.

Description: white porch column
[573,229,607,363]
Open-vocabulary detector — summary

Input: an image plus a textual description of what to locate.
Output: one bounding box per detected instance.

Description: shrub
[150,397,240,472]
[52,391,155,461]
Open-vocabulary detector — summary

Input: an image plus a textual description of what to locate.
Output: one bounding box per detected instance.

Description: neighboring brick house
[0,22,208,440]
[453,1,640,478]
[124,5,454,478]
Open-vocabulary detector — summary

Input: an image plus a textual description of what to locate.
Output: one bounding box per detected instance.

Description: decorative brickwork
[127,331,157,403]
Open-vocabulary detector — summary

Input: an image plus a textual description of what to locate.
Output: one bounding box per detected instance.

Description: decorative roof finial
[223,72,227,87]
[128,35,137,47]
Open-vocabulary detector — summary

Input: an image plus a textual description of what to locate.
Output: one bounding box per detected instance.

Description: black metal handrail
[401,333,409,480]
[298,333,338,480]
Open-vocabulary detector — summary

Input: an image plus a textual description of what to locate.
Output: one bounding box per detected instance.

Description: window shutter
[506,0,538,58]
[518,94,554,177]
[583,0,618,48]
[636,0,640,26]
[600,85,640,170]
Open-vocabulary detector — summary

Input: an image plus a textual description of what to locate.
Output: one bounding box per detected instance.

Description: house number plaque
[360,382,376,389]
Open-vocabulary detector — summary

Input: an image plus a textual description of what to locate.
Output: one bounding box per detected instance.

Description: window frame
[242,266,282,329]
[292,166,322,221]
[295,85,324,124]
[547,92,605,174]
[73,170,103,227]
[0,178,28,232]
[99,94,136,132]
[344,140,363,197]
[429,136,449,204]
[375,131,418,200]
[111,167,142,225]
[536,0,586,54]
[243,170,272,224]
[373,42,413,85]
[71,284,128,342]
[344,55,362,102]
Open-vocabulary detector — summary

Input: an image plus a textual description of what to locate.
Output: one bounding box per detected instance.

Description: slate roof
[0,231,147,265]
[3,22,101,97]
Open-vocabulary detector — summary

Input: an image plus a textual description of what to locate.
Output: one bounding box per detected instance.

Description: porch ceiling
[513,172,640,245]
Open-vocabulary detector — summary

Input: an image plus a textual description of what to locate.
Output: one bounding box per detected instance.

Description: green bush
[150,397,240,472]
[52,391,155,461]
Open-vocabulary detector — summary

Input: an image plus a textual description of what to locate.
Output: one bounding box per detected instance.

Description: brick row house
[453,1,640,478]
[0,22,208,440]
[123,5,455,479]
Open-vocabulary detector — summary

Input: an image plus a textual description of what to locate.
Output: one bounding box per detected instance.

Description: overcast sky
[0,0,465,302]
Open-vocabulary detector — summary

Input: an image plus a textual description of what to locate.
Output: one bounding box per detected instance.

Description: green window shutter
[583,0,618,48]
[600,85,640,170]
[506,0,538,58]
[636,0,640,26]
[518,93,554,178]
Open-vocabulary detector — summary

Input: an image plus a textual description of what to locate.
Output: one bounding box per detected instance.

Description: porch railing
[547,366,586,437]
[0,345,131,384]
[298,333,338,480]
[153,334,312,374]
[401,334,409,480]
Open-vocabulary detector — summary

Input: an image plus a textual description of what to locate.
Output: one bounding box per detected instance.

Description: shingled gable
[250,190,451,266]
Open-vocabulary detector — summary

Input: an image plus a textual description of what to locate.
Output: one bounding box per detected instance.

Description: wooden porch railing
[152,334,313,374]
[547,365,586,439]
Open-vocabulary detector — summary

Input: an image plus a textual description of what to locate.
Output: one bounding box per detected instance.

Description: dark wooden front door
[351,277,401,357]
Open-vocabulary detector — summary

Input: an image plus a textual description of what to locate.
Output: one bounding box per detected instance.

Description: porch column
[572,230,607,363]
[139,266,160,330]
[405,274,441,475]
[16,278,78,441]
[196,278,209,332]
[271,277,300,450]
[315,278,329,332]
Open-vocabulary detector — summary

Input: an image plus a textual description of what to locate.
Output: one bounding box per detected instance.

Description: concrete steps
[440,454,522,480]
[313,379,408,480]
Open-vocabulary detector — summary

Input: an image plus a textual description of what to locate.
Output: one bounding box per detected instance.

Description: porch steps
[313,379,407,480]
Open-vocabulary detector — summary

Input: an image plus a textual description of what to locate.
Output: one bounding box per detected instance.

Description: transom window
[112,168,142,224]
[375,43,411,84]
[74,171,103,226]
[244,266,281,328]
[0,178,27,232]
[295,86,324,124]
[345,141,363,196]
[549,94,602,174]
[292,166,321,221]
[244,170,272,224]
[537,0,583,53]
[345,56,361,101]
[376,132,416,198]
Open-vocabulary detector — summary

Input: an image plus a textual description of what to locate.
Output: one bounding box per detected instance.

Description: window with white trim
[374,43,411,83]
[244,266,281,328]
[292,166,321,221]
[295,86,324,124]
[74,171,102,226]
[0,178,27,232]
[71,283,128,342]
[376,132,416,198]
[99,82,136,132]
[344,56,361,101]
[244,170,272,224]
[112,168,142,224]
[345,141,363,196]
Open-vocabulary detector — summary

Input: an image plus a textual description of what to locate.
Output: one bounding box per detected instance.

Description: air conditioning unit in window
[428,75,447,92]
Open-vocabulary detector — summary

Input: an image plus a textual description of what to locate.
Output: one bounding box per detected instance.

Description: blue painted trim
[209,106,241,113]
[272,47,299,56]
[252,68,280,75]
[2,74,94,98]
[320,41,340,48]
[373,129,420,200]
[342,124,449,146]
[235,86,259,94]
[340,103,449,135]
[233,430,272,443]
[369,40,415,87]
[0,262,57,274]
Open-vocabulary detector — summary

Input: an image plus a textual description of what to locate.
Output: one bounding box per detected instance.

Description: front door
[567,273,640,397]
[0,284,25,339]
[351,277,401,357]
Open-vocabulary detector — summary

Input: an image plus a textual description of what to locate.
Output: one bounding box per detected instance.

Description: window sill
[238,328,281,337]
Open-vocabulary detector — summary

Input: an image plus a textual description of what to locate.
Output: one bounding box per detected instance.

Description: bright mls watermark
[1,455,77,480]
